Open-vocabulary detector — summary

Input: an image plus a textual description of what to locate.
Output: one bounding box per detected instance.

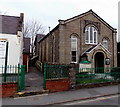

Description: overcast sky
[0,0,119,41]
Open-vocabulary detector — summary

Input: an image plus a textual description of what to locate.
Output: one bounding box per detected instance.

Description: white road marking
[63,95,119,105]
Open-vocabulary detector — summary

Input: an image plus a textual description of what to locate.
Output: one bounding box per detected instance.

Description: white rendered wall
[0,32,23,66]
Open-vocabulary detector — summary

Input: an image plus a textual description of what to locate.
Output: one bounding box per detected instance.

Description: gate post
[21,65,25,90]
[4,42,9,82]
[18,64,25,91]
[18,64,21,91]
[43,63,47,90]
[69,63,76,89]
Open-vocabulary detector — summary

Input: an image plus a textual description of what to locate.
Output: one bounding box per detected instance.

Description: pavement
[21,66,44,93]
[2,85,120,105]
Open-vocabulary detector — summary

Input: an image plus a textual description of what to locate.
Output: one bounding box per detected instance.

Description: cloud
[0,0,119,39]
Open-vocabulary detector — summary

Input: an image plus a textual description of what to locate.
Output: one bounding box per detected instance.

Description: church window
[85,26,98,44]
[71,35,77,63]
[102,38,109,50]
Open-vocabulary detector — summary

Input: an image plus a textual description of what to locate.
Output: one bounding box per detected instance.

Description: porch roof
[81,43,111,57]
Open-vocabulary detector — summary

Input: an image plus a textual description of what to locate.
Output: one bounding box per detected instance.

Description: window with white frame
[102,38,109,50]
[85,26,98,44]
[71,35,77,63]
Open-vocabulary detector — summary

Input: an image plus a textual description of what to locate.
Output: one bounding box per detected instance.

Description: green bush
[111,67,120,80]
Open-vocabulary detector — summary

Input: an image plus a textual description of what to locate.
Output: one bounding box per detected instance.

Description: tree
[24,19,45,56]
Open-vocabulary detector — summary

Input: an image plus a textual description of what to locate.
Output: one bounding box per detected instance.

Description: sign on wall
[106,58,110,65]
[79,60,92,72]
[79,64,91,72]
[0,40,7,59]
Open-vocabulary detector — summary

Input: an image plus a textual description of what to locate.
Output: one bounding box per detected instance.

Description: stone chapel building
[38,10,117,69]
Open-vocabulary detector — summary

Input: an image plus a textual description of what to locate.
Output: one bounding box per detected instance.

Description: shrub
[111,67,120,80]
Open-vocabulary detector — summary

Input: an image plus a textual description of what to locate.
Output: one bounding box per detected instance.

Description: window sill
[85,43,97,45]
[71,61,77,64]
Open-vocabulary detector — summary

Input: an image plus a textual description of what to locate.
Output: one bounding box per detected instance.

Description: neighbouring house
[34,34,45,57]
[29,34,45,66]
[38,10,117,72]
[117,42,120,67]
[23,37,30,72]
[0,13,24,70]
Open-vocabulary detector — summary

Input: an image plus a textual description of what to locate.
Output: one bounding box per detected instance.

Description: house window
[102,38,109,50]
[85,26,98,44]
[71,36,77,63]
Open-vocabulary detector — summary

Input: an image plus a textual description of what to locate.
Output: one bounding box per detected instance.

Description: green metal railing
[76,67,120,85]
[0,64,25,91]
[1,65,18,83]
[45,64,69,79]
[43,63,69,89]
[43,63,120,89]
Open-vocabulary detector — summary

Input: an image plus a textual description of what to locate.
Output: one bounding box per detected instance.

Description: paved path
[22,66,43,92]
[2,85,119,105]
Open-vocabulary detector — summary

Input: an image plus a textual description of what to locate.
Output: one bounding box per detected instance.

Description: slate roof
[81,43,110,57]
[0,13,23,35]
[35,34,45,44]
[86,45,97,53]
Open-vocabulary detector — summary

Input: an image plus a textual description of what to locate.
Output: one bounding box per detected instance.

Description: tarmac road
[62,94,119,105]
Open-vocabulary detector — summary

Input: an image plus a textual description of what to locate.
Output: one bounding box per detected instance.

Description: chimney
[20,13,24,22]
[58,20,65,25]
[17,13,24,32]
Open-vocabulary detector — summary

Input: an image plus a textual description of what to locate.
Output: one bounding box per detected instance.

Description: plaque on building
[106,58,110,65]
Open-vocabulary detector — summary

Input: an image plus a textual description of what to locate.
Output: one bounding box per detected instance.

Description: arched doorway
[94,52,104,73]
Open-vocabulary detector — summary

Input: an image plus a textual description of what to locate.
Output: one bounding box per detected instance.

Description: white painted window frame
[85,26,98,44]
[71,36,77,63]
[102,38,109,50]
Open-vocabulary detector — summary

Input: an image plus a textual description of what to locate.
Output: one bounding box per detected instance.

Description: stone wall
[58,12,116,67]
[39,27,59,63]
[38,11,117,67]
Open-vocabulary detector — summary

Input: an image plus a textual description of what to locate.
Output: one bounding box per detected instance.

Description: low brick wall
[46,78,70,92]
[1,83,18,98]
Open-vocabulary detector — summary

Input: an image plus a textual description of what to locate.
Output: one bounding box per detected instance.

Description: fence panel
[43,63,69,89]
[45,63,69,79]
[76,67,120,85]
[0,65,25,91]
[0,65,18,83]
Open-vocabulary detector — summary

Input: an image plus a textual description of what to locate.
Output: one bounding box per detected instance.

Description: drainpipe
[113,29,117,67]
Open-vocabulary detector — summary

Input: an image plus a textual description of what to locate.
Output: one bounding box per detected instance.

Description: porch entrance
[95,52,104,73]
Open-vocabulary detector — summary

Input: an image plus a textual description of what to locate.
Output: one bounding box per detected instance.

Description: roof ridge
[64,9,92,22]
[62,9,115,31]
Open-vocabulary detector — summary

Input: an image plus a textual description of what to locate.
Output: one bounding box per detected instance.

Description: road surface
[62,94,119,105]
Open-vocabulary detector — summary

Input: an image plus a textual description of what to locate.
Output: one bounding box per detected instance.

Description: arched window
[85,26,98,44]
[71,35,77,63]
[102,38,109,50]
